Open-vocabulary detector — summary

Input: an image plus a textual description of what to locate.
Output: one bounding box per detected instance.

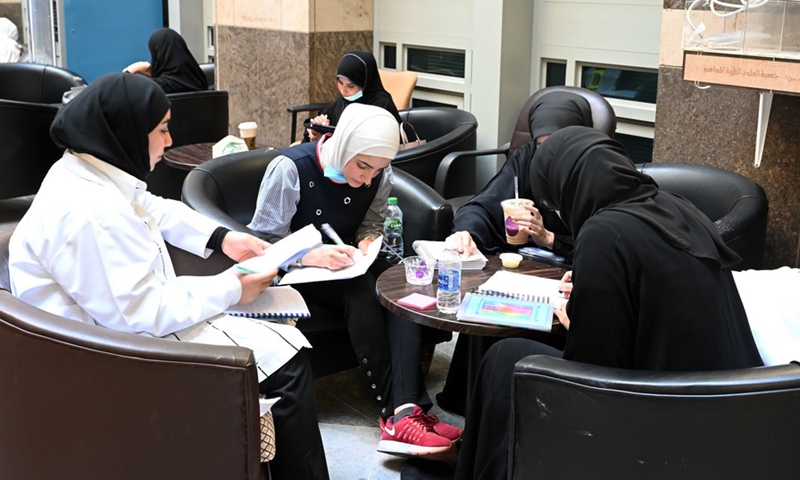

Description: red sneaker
[421,411,463,442]
[378,407,453,457]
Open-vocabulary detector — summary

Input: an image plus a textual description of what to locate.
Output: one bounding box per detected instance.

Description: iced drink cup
[501,198,534,245]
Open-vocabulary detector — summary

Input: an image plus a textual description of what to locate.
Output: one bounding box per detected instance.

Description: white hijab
[0,18,21,63]
[320,103,399,174]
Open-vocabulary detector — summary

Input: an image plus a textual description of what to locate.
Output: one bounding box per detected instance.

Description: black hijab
[452,92,596,253]
[529,91,593,141]
[530,126,740,267]
[148,28,208,94]
[333,51,400,121]
[51,72,171,181]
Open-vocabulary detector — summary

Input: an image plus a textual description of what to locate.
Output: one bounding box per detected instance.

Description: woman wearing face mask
[250,103,463,459]
[124,28,208,94]
[303,50,401,143]
[9,73,329,480]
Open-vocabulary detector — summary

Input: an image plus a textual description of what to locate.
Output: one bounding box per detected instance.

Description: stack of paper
[412,240,488,270]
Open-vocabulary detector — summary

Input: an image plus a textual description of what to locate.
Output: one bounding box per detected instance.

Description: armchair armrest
[286,102,329,144]
[434,143,511,198]
[391,169,454,255]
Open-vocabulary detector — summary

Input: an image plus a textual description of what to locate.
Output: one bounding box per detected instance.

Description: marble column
[0,0,23,36]
[655,1,800,268]
[215,0,373,148]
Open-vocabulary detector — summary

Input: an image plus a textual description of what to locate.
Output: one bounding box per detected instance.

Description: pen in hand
[321,223,355,265]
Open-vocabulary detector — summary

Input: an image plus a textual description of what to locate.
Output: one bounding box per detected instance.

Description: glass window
[411,98,457,108]
[581,66,658,104]
[383,45,396,69]
[615,132,653,164]
[545,62,566,87]
[407,47,465,78]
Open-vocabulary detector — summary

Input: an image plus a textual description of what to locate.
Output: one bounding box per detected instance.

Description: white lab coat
[10,152,309,380]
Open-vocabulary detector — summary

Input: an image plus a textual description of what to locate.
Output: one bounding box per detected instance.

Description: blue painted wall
[62,0,163,82]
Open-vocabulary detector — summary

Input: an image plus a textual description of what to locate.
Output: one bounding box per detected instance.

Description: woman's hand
[306,114,329,142]
[124,61,152,76]
[553,301,570,330]
[445,231,478,257]
[221,231,270,263]
[514,206,554,248]
[302,245,357,270]
[357,236,375,255]
[233,268,278,305]
[558,270,573,299]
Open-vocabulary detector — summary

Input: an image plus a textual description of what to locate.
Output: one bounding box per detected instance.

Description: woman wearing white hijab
[250,104,462,459]
[0,18,22,63]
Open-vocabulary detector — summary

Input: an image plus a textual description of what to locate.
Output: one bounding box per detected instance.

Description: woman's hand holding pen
[302,245,357,270]
[558,270,573,299]
[234,268,278,305]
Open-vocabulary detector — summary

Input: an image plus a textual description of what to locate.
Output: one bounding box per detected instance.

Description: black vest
[284,142,383,245]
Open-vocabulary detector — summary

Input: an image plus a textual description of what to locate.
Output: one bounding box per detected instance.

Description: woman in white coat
[8,73,329,480]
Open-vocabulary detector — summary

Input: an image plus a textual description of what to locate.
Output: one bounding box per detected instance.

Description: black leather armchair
[511,355,800,480]
[0,63,87,104]
[148,90,230,199]
[0,230,266,480]
[181,148,454,377]
[199,62,215,90]
[639,163,768,270]
[393,107,478,199]
[0,100,61,200]
[438,86,615,211]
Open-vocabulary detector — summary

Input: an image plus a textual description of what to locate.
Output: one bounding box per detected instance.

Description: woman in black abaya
[447,91,595,258]
[453,126,763,480]
[303,50,401,142]
[124,28,208,94]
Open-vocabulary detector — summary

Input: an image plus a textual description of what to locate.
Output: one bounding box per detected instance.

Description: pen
[321,223,345,245]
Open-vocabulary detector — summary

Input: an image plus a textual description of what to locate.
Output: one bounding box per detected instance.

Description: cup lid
[238,121,258,129]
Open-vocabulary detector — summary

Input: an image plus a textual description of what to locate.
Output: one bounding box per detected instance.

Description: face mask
[323,165,348,183]
[344,90,363,102]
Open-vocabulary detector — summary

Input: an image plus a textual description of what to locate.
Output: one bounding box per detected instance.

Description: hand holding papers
[279,235,383,285]
[236,224,322,275]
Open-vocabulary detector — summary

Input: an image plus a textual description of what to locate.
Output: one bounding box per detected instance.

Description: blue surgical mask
[344,90,363,102]
[323,165,348,183]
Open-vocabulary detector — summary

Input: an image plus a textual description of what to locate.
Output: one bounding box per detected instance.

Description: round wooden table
[376,255,566,336]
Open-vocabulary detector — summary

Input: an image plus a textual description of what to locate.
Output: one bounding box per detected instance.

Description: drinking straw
[514,176,519,199]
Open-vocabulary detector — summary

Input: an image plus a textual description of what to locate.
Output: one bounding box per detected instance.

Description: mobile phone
[518,246,569,267]
[303,119,336,134]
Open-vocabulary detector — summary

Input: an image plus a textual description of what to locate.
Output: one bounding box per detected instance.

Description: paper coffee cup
[238,121,258,150]
[501,198,534,245]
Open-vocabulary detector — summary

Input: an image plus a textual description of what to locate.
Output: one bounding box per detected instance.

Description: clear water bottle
[383,196,404,264]
[436,240,462,314]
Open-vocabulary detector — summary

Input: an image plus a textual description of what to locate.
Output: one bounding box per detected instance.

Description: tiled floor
[314,335,463,480]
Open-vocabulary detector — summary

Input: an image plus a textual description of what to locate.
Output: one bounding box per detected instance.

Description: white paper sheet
[278,236,383,285]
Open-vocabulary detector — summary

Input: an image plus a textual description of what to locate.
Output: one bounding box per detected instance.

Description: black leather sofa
[511,355,800,479]
[181,148,454,377]
[639,163,768,270]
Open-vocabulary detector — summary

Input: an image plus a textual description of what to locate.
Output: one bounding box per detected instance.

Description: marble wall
[215,0,373,147]
[656,6,800,268]
[0,1,23,36]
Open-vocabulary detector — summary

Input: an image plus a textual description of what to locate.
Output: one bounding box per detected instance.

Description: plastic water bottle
[436,240,462,314]
[383,196,404,264]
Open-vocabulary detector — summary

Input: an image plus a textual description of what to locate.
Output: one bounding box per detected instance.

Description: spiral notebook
[456,292,553,332]
[477,270,563,301]
[226,286,310,320]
